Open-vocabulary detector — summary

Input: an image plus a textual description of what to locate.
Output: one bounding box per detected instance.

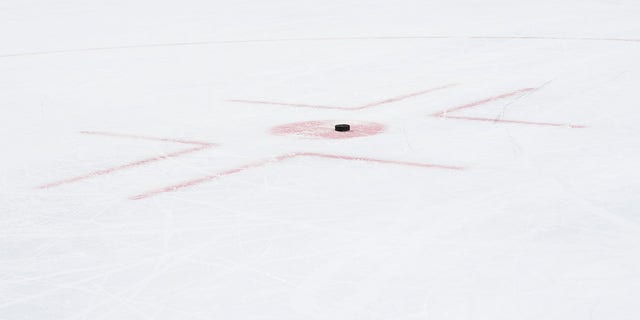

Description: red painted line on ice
[38,145,212,189]
[130,152,463,200]
[80,131,215,146]
[355,85,457,110]
[130,158,275,200]
[442,116,587,128]
[431,88,586,128]
[430,88,535,117]
[299,152,463,170]
[227,84,456,111]
[38,132,217,189]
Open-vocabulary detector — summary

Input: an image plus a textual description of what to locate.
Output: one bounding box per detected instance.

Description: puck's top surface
[335,124,351,132]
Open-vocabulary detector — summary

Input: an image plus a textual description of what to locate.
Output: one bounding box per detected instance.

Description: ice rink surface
[1,0,640,319]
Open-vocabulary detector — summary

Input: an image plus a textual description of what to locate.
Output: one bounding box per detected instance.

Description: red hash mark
[431,88,587,128]
[80,131,213,146]
[37,131,217,189]
[130,152,464,200]
[227,84,456,110]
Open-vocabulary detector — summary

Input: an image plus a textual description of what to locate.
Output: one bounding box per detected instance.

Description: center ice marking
[271,120,385,139]
[38,83,586,200]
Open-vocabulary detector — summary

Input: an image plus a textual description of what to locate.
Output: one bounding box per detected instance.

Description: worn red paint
[355,85,456,109]
[431,88,586,128]
[228,84,456,111]
[271,120,385,139]
[130,152,464,200]
[431,88,535,117]
[80,131,214,146]
[38,145,212,189]
[441,116,587,128]
[38,132,216,189]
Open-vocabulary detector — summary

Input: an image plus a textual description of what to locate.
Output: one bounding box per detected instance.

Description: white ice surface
[1,0,640,319]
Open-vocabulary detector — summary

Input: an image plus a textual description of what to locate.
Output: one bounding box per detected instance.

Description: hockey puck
[334,124,350,132]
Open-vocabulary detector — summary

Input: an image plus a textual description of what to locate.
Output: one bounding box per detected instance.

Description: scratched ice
[1,0,640,319]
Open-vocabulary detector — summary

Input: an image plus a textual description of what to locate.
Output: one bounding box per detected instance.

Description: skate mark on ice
[131,153,464,200]
[3,36,640,58]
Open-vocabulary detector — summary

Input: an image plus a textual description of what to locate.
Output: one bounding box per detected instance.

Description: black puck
[335,124,350,132]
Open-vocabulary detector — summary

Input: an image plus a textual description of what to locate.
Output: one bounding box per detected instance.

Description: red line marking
[442,116,587,128]
[130,158,275,200]
[431,88,586,128]
[38,132,217,189]
[355,85,457,110]
[430,88,535,117]
[130,152,463,200]
[38,145,213,189]
[227,84,456,111]
[298,152,463,170]
[80,131,215,146]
